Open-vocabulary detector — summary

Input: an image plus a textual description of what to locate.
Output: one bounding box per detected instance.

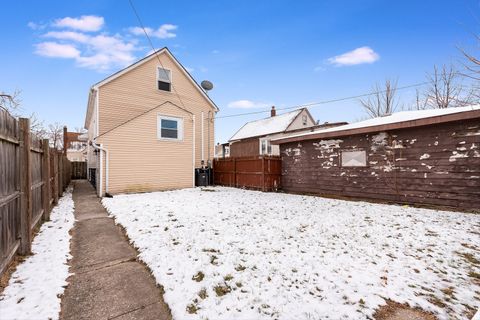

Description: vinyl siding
[98,52,215,169]
[98,102,194,194]
[94,51,215,194]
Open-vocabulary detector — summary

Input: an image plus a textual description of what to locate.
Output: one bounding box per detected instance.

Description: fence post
[58,153,63,195]
[42,139,51,220]
[233,157,237,188]
[19,118,32,255]
[262,156,265,192]
[53,151,59,205]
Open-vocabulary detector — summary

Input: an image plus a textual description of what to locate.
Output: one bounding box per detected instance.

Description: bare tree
[48,122,64,150]
[360,79,399,118]
[0,89,47,137]
[425,65,473,109]
[413,89,429,110]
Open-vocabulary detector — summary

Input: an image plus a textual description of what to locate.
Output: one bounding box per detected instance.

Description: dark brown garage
[273,106,480,210]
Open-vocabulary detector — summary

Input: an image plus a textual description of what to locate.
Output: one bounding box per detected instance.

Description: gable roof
[272,105,480,144]
[229,108,310,141]
[85,47,218,128]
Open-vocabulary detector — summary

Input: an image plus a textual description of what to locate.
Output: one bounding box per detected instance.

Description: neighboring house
[64,130,88,162]
[214,142,230,159]
[228,106,345,157]
[84,47,218,196]
[273,105,480,210]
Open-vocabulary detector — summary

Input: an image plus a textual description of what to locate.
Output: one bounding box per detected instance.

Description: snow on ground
[102,187,480,320]
[0,187,75,320]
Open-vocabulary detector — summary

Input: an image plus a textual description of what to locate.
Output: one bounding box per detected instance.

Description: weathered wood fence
[213,156,281,191]
[71,161,87,179]
[0,109,71,275]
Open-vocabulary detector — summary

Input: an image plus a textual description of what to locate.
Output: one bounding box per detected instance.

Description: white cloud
[39,30,137,71]
[327,46,379,66]
[32,16,178,72]
[129,24,177,39]
[53,15,105,32]
[185,67,194,73]
[227,100,270,109]
[35,42,80,58]
[43,31,90,43]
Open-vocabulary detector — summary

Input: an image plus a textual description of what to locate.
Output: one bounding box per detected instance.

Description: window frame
[259,139,272,155]
[157,114,184,141]
[157,66,172,92]
[340,149,368,168]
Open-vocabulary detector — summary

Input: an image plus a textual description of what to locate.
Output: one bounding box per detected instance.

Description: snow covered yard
[102,187,480,320]
[0,187,75,320]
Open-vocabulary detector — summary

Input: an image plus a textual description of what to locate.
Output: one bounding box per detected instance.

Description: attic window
[302,115,308,125]
[157,67,171,92]
[341,150,367,167]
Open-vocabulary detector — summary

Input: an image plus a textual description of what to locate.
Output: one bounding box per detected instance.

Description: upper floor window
[302,115,308,125]
[260,139,272,155]
[158,115,183,141]
[157,67,171,92]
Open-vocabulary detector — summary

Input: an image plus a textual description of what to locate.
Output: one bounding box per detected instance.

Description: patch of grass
[214,283,232,297]
[186,303,198,314]
[235,264,246,271]
[192,271,205,282]
[201,188,216,192]
[202,248,220,253]
[468,271,480,280]
[457,252,480,265]
[210,255,219,265]
[235,281,243,288]
[198,288,208,299]
[224,274,234,281]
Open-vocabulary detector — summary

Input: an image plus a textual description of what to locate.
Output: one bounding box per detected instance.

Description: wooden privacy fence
[71,161,87,179]
[213,156,281,191]
[0,110,71,276]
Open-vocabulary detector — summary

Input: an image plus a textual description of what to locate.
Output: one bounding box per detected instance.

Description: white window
[341,150,367,167]
[157,67,171,92]
[157,115,183,141]
[260,139,272,155]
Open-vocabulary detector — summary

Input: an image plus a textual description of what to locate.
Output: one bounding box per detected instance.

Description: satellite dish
[201,80,214,91]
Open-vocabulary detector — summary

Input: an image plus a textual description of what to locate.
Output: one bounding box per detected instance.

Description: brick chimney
[270,106,276,117]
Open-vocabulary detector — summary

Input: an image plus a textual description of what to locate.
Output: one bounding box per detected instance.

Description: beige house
[84,47,218,196]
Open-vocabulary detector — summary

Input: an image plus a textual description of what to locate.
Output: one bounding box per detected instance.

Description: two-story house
[84,47,218,196]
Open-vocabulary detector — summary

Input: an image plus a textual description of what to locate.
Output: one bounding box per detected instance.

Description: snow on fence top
[273,105,480,143]
[229,109,303,141]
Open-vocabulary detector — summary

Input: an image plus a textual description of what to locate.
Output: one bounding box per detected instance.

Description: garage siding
[280,119,480,210]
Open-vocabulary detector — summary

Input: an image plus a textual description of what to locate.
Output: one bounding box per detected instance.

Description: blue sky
[1,0,479,142]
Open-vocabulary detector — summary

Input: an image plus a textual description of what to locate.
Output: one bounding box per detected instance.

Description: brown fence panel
[213,156,281,191]
[0,109,21,275]
[71,161,87,179]
[0,110,72,276]
[30,136,44,229]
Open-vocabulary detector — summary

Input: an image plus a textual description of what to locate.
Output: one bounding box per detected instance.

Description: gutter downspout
[201,111,205,166]
[192,115,196,187]
[91,140,110,197]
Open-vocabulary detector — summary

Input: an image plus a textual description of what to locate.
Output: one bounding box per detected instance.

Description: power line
[214,80,431,119]
[214,70,479,120]
[127,0,190,114]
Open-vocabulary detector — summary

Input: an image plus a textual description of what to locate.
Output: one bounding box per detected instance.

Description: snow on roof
[274,105,480,141]
[229,109,303,141]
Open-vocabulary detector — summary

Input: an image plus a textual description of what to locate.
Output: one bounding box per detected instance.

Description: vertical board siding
[229,139,260,157]
[214,156,281,191]
[0,108,72,275]
[280,119,480,210]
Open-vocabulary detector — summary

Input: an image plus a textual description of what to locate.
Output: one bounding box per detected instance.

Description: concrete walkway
[60,180,171,320]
